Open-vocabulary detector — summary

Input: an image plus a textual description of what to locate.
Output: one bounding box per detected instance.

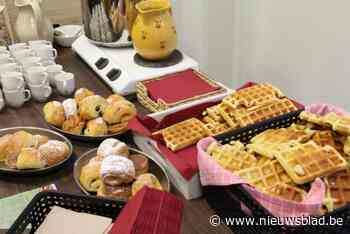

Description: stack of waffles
[136,70,225,112]
[154,84,300,152]
[206,111,350,213]
[201,83,299,136]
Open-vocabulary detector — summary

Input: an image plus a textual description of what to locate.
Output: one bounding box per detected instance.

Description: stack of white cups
[0,40,76,109]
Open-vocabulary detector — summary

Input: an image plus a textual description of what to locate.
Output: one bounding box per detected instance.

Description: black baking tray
[205,110,350,234]
[8,191,125,234]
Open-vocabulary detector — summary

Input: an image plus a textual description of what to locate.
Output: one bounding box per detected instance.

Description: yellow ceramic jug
[125,0,143,36]
[132,0,177,60]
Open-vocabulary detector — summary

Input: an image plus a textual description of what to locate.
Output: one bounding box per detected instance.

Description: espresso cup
[0,54,15,64]
[33,45,57,60]
[0,63,21,74]
[20,56,42,69]
[28,82,52,102]
[8,43,30,53]
[25,66,48,85]
[3,86,31,108]
[46,64,63,86]
[1,72,25,90]
[55,72,75,96]
[28,40,52,47]
[12,49,36,60]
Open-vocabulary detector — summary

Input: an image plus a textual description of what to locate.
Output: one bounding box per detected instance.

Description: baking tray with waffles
[203,110,350,233]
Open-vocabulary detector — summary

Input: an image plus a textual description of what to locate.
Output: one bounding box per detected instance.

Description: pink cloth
[305,103,349,116]
[197,137,325,218]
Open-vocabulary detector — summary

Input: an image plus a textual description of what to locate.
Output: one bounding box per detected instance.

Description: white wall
[173,0,350,110]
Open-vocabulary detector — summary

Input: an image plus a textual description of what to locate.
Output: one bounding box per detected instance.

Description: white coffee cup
[3,86,31,108]
[12,49,36,60]
[46,64,63,86]
[25,66,48,85]
[0,63,22,74]
[1,72,25,90]
[0,54,15,64]
[28,82,52,102]
[0,49,10,55]
[55,72,75,96]
[33,45,57,60]
[40,59,56,67]
[8,43,30,53]
[28,40,52,47]
[20,56,42,68]
[0,90,5,112]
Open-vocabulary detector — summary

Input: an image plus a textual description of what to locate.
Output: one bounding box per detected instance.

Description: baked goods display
[155,83,299,152]
[0,130,70,170]
[206,111,350,213]
[43,88,137,137]
[79,138,164,200]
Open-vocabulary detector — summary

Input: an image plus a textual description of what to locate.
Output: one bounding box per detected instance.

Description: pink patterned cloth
[197,138,325,218]
[197,103,350,218]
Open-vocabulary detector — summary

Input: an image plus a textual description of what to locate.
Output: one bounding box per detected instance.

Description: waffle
[159,118,210,152]
[275,141,348,184]
[204,122,232,136]
[323,112,350,135]
[324,170,350,211]
[263,183,306,202]
[207,142,257,172]
[237,160,291,190]
[223,83,285,108]
[312,131,336,148]
[203,105,224,123]
[217,103,240,128]
[344,136,350,157]
[256,156,274,167]
[299,111,329,127]
[233,99,298,127]
[247,128,313,158]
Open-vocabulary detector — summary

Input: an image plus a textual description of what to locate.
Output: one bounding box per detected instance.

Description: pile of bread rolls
[43,88,137,137]
[79,138,163,200]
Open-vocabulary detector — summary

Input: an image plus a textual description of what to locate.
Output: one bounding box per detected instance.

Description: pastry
[102,101,136,125]
[38,140,70,166]
[0,134,12,161]
[43,101,66,127]
[100,155,135,186]
[97,138,129,160]
[323,112,350,135]
[74,88,95,104]
[223,83,285,108]
[80,160,102,192]
[4,131,35,168]
[207,142,257,172]
[62,115,85,135]
[106,94,126,105]
[97,183,132,200]
[79,95,107,121]
[32,135,49,148]
[263,183,306,202]
[274,141,348,184]
[232,99,298,127]
[131,173,163,196]
[16,148,47,169]
[84,118,108,137]
[108,122,129,134]
[62,98,78,118]
[129,154,149,176]
[158,118,210,152]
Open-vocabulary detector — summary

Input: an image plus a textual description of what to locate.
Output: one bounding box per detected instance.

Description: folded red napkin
[109,187,184,234]
[143,69,221,103]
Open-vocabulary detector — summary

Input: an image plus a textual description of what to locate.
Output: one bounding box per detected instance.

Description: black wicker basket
[7,191,125,234]
[204,110,350,234]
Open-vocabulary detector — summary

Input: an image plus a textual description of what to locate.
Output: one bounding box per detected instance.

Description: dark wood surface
[0,47,232,234]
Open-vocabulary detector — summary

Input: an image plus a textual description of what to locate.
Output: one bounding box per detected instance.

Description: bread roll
[100,155,135,186]
[43,101,66,127]
[131,173,163,196]
[84,118,108,137]
[80,159,102,192]
[16,148,47,169]
[38,140,70,166]
[97,138,129,160]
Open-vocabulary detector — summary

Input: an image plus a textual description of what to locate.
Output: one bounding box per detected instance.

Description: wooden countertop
[0,47,232,234]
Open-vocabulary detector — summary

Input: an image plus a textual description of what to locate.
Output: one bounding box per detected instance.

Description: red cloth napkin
[143,69,220,103]
[109,187,184,234]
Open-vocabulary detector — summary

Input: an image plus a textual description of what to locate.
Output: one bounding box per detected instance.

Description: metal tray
[0,127,73,176]
[73,147,171,199]
[48,124,130,143]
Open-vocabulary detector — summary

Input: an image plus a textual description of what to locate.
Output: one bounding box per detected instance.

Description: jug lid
[136,0,171,14]
[15,0,31,7]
